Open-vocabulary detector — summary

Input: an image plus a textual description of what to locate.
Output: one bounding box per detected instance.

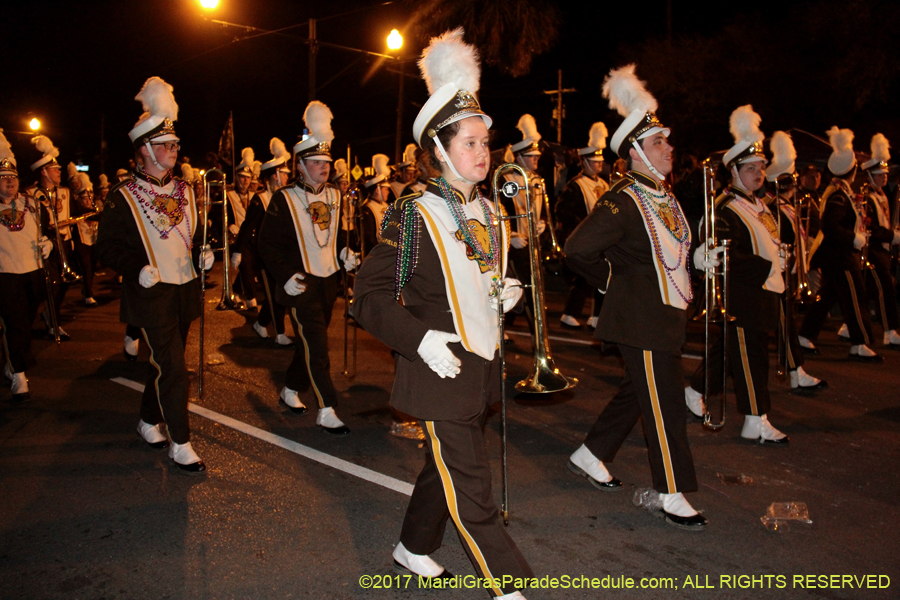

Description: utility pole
[309,18,317,102]
[543,70,576,143]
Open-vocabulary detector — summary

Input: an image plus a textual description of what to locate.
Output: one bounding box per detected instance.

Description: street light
[29,118,41,131]
[199,0,218,9]
[387,29,403,51]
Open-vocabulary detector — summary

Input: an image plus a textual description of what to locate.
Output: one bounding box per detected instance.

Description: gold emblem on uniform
[455,219,493,274]
[307,201,331,230]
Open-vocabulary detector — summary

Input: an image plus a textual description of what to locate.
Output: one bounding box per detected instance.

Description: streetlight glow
[199,0,219,9]
[387,29,403,51]
[29,118,41,131]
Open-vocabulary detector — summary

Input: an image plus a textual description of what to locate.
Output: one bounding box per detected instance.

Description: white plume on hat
[516,114,541,144]
[67,162,78,181]
[729,105,764,145]
[826,126,856,176]
[76,172,93,192]
[31,135,60,160]
[303,101,334,144]
[373,154,391,178]
[403,143,418,164]
[270,137,290,163]
[603,64,657,119]
[588,122,608,150]
[333,158,348,178]
[871,133,890,163]
[180,163,195,183]
[767,131,797,181]
[239,147,255,167]
[0,129,16,172]
[251,160,261,178]
[419,27,480,96]
[98,173,109,189]
[134,77,178,128]
[503,146,515,164]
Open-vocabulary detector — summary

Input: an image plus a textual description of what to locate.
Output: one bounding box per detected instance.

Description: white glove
[853,232,866,250]
[340,247,360,272]
[139,265,160,288]
[489,278,524,313]
[693,244,724,271]
[417,330,462,379]
[199,244,215,271]
[38,236,53,259]
[535,220,547,235]
[284,272,307,296]
[510,235,528,250]
[231,252,242,269]
[228,223,240,236]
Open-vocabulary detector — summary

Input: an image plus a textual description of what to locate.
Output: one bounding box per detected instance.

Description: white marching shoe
[884,329,900,347]
[495,592,528,600]
[124,335,139,361]
[317,407,350,435]
[797,336,819,354]
[392,542,450,578]
[168,441,206,474]
[279,386,307,414]
[587,316,599,329]
[837,323,850,338]
[567,444,622,490]
[684,386,705,418]
[560,314,581,328]
[741,414,789,445]
[658,492,708,531]
[137,419,169,450]
[275,333,293,346]
[849,344,883,362]
[252,321,269,339]
[790,366,827,391]
[5,365,30,402]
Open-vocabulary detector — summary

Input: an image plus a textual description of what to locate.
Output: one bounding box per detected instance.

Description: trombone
[342,184,363,379]
[198,168,225,400]
[533,176,565,276]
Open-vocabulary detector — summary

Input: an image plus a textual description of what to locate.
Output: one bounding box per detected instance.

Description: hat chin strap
[143,142,164,170]
[730,166,756,198]
[631,140,665,182]
[434,136,477,186]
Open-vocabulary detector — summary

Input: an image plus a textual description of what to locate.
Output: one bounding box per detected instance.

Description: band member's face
[304,159,330,185]
[44,165,62,186]
[338,179,350,194]
[872,172,888,189]
[583,158,603,178]
[638,132,673,177]
[801,172,820,191]
[236,173,251,194]
[276,171,289,188]
[401,166,416,184]
[0,176,19,199]
[444,117,490,184]
[737,161,766,192]
[150,141,179,171]
[518,154,539,172]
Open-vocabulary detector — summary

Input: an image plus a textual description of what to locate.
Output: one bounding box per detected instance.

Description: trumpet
[198,168,226,399]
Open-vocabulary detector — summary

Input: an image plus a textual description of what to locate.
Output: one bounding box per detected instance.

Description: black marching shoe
[657,492,707,531]
[169,442,206,475]
[279,387,308,414]
[317,407,350,435]
[137,420,169,450]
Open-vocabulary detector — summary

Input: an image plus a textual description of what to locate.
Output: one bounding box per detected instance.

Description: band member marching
[257,101,359,433]
[97,77,214,473]
[352,28,533,599]
[565,65,706,530]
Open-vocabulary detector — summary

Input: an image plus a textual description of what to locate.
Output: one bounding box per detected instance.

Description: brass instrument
[533,176,565,276]
[31,195,61,345]
[695,160,730,431]
[773,174,793,379]
[213,178,242,311]
[342,185,363,379]
[855,184,873,271]
[198,169,226,400]
[36,187,81,285]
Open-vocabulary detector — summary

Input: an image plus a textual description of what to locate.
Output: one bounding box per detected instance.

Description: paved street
[1,265,898,600]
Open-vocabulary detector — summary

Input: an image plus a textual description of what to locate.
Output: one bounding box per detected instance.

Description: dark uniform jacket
[555,172,606,246]
[565,171,687,354]
[233,192,266,256]
[811,182,859,271]
[864,185,894,255]
[714,186,780,332]
[96,171,202,328]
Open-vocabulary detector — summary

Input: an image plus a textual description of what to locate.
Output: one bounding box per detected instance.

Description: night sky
[4,0,898,181]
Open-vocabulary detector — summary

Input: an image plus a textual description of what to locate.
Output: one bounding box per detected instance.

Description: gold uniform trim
[736,327,759,415]
[643,351,677,492]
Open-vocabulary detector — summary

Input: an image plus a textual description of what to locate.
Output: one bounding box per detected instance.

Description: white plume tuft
[373,154,391,178]
[76,172,93,192]
[729,105,764,144]
[333,158,348,177]
[134,77,178,122]
[180,163,194,183]
[871,133,890,163]
[269,137,289,162]
[419,27,481,96]
[588,122,608,150]
[31,135,59,159]
[67,162,78,181]
[516,114,541,143]
[602,64,657,118]
[503,145,515,164]
[827,126,854,154]
[98,174,109,188]
[252,161,262,178]
[0,129,13,163]
[403,143,418,163]
[240,147,255,167]
[303,101,334,143]
[769,131,796,165]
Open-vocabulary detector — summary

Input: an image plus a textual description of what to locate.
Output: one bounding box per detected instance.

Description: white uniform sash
[415,191,509,361]
[574,175,609,214]
[0,195,41,274]
[283,185,340,278]
[869,190,891,250]
[624,185,693,310]
[226,189,250,227]
[727,196,785,294]
[257,190,272,210]
[120,180,198,285]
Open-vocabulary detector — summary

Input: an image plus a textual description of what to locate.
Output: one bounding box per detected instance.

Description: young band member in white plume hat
[259,101,359,434]
[566,64,707,530]
[352,27,532,599]
[799,127,882,360]
[97,76,214,473]
[557,122,611,329]
[688,105,792,445]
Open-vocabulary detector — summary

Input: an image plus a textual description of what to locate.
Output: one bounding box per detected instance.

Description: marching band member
[72,172,101,306]
[234,138,292,345]
[765,131,826,391]
[565,65,706,530]
[390,144,417,201]
[799,127,881,361]
[258,101,359,433]
[687,106,790,445]
[352,28,533,598]
[97,77,214,473]
[556,122,610,329]
[860,134,900,346]
[0,131,51,402]
[360,154,393,253]
[228,148,255,235]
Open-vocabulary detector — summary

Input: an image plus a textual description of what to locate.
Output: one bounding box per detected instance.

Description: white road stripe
[503,331,702,360]
[110,377,414,497]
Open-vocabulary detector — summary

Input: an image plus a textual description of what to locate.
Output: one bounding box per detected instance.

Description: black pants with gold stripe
[400,404,533,596]
[285,275,338,409]
[780,296,804,371]
[867,249,899,332]
[141,320,192,444]
[0,270,45,373]
[690,325,772,417]
[800,263,874,345]
[585,344,698,494]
